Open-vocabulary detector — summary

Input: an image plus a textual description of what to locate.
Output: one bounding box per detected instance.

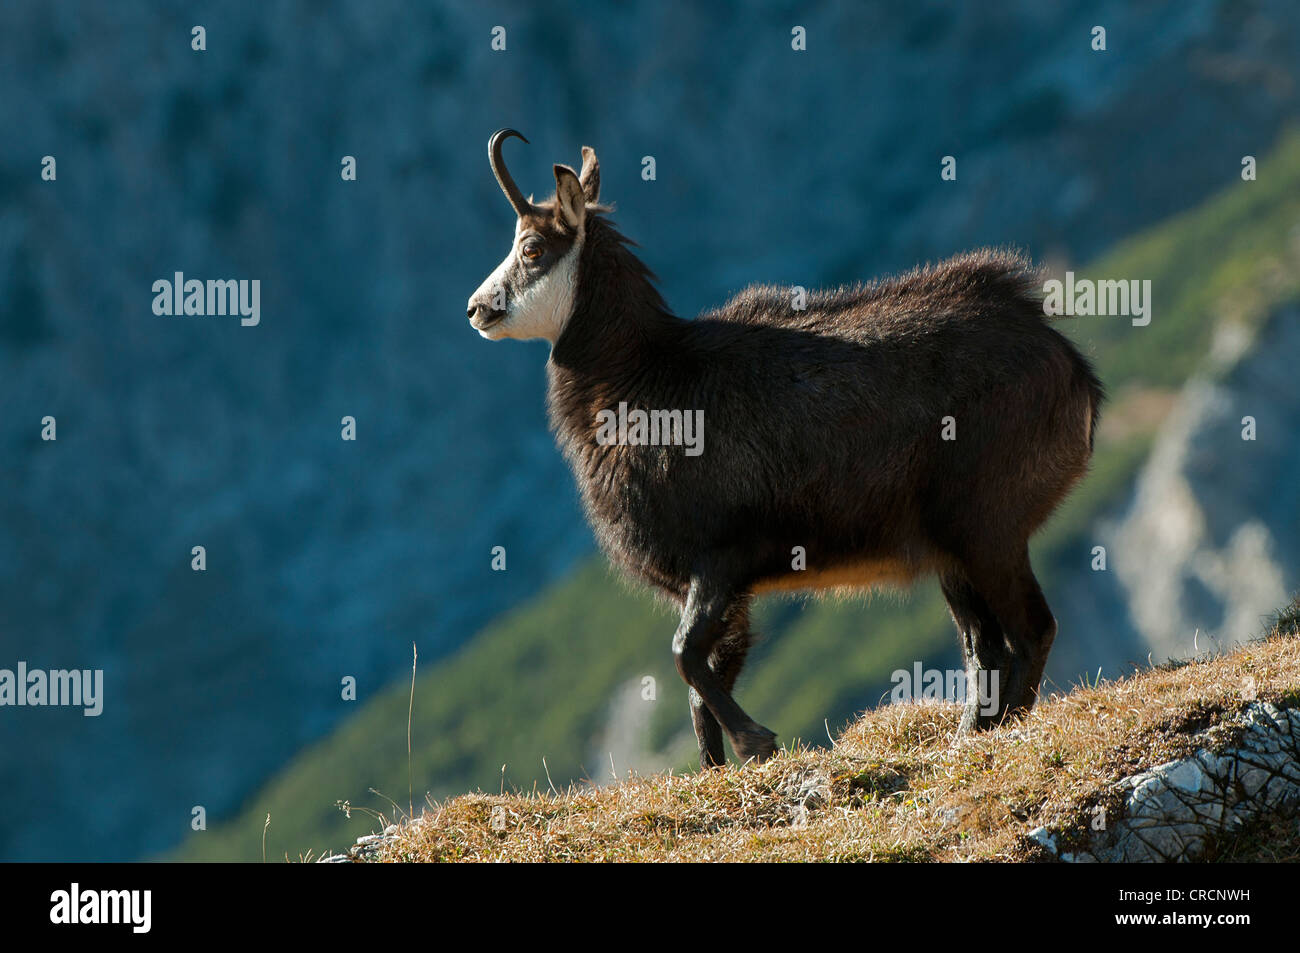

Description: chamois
[467,129,1104,767]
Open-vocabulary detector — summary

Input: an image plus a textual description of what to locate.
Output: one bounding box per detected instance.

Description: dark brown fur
[473,139,1103,767]
[549,214,1101,764]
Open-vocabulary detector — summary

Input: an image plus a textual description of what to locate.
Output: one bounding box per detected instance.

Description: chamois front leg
[673,580,776,764]
[689,599,755,768]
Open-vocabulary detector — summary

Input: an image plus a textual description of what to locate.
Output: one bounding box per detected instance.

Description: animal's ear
[553,164,586,231]
[579,146,600,203]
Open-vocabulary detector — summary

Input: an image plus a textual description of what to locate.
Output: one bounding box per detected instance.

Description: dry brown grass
[369,616,1300,863]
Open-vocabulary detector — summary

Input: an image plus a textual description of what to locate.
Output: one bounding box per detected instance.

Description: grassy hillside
[172,131,1300,862]
[1068,132,1300,389]
[358,600,1300,862]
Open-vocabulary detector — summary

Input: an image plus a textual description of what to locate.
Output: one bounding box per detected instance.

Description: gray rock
[1029,701,1300,862]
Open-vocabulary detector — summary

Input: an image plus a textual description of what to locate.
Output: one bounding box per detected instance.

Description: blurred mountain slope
[2,0,1298,860]
[174,130,1300,861]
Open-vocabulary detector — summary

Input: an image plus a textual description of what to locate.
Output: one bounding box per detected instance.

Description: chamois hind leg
[960,550,1058,727]
[940,569,1013,733]
[674,580,776,764]
[690,599,755,768]
[991,556,1057,716]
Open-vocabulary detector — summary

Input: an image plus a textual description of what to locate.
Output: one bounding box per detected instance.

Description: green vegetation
[1066,130,1300,389]
[172,131,1300,862]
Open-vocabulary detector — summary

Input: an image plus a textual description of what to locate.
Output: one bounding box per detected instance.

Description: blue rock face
[1,0,1297,860]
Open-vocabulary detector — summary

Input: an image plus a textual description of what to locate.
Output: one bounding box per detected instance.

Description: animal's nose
[467,299,506,326]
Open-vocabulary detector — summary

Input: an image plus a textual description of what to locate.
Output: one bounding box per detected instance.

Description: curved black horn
[489,128,533,217]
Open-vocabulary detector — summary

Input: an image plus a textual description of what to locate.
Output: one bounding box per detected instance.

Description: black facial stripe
[472,209,578,320]
[502,223,578,301]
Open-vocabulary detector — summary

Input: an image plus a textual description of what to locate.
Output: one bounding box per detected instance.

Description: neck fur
[550,216,680,374]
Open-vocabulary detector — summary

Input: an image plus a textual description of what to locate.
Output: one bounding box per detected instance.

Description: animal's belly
[753,557,918,595]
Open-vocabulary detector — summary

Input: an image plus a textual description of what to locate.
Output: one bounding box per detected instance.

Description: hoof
[732,726,778,763]
[698,748,726,770]
[957,701,1030,735]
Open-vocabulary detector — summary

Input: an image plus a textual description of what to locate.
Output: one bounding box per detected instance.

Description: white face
[468,219,583,344]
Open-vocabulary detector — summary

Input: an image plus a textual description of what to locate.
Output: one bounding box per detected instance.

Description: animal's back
[701,246,1101,465]
[707,247,1047,339]
[552,243,1102,595]
[665,247,1104,589]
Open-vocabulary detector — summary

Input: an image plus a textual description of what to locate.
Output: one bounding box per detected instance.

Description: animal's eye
[521,242,543,261]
